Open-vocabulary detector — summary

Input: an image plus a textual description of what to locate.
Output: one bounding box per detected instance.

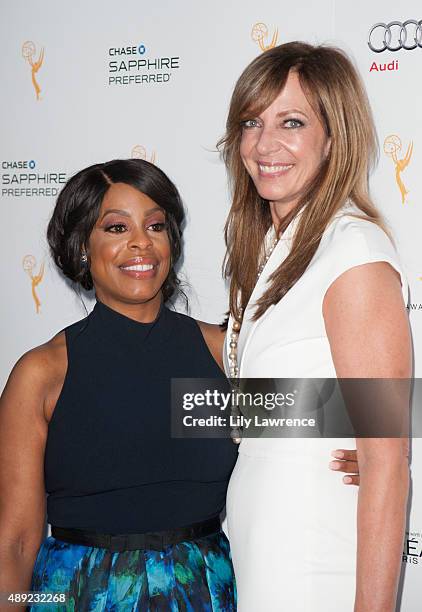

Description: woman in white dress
[219,42,411,610]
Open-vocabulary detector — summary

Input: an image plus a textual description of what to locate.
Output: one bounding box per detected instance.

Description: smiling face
[239,70,330,218]
[88,182,171,321]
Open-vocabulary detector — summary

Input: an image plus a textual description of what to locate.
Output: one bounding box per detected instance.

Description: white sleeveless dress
[224,205,408,611]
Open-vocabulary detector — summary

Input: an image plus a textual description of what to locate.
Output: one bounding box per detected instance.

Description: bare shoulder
[197,321,226,371]
[2,331,67,422]
[10,331,66,385]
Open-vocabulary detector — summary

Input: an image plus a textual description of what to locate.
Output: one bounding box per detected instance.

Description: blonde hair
[218,42,384,321]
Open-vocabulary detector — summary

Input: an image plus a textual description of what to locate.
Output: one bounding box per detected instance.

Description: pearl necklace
[228,233,279,378]
[228,233,279,442]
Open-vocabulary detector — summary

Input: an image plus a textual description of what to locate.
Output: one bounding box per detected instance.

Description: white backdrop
[1,1,421,608]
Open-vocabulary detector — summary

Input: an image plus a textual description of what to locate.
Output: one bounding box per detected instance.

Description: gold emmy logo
[251,23,279,52]
[22,40,45,100]
[131,144,156,164]
[23,255,45,314]
[384,135,413,204]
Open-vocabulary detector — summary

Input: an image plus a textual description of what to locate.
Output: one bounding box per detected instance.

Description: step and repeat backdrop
[0,0,421,608]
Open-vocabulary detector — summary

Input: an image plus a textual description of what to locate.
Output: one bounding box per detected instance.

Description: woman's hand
[329,449,360,485]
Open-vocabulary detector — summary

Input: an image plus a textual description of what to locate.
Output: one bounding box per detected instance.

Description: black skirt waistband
[51,516,221,553]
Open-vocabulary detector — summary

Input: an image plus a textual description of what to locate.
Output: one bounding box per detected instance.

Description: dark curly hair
[47,158,185,303]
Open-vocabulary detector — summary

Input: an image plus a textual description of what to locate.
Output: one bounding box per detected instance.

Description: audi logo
[368,20,422,52]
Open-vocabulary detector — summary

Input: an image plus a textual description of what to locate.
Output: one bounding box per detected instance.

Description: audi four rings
[368,20,422,52]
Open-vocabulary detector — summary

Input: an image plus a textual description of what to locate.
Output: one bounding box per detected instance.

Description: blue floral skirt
[30,530,236,611]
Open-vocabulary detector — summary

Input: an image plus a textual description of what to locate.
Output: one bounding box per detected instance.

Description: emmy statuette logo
[383,135,413,204]
[22,41,45,100]
[251,23,279,52]
[131,145,156,164]
[23,255,44,313]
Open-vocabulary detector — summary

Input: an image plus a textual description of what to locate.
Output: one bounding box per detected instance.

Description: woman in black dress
[0,159,237,611]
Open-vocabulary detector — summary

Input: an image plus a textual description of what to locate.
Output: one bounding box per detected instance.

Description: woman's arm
[0,342,63,610]
[197,321,226,371]
[323,261,411,612]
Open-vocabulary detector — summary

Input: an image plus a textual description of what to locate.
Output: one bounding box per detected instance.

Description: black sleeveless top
[45,300,237,533]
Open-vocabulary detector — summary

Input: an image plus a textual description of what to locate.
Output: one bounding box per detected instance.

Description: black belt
[51,516,221,553]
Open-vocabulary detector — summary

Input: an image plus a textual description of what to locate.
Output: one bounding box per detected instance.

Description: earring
[81,253,88,264]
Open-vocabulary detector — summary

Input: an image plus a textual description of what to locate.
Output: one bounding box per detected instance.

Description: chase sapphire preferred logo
[1,159,67,197]
[108,42,180,86]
